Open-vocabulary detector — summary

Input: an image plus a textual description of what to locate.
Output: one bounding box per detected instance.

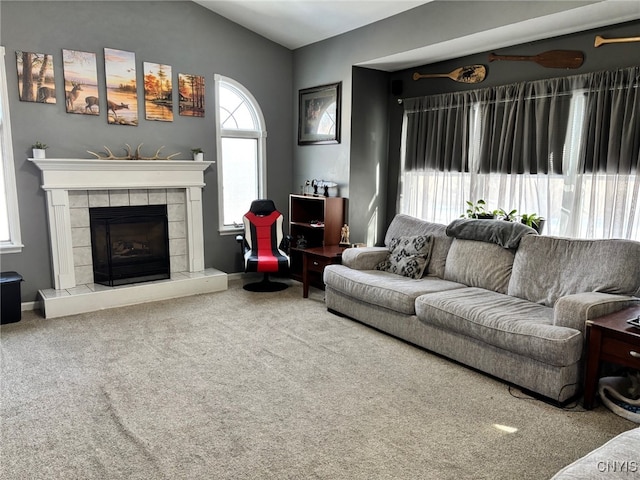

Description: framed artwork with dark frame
[298,82,341,145]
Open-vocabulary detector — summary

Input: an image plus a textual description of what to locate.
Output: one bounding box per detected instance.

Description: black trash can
[1,271,23,324]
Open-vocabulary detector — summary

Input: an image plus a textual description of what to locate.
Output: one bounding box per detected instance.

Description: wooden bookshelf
[288,194,345,281]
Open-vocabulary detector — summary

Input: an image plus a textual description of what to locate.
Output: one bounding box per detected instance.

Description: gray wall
[0,1,293,301]
[292,0,634,246]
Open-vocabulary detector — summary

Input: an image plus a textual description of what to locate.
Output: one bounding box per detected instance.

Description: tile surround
[70,188,188,277]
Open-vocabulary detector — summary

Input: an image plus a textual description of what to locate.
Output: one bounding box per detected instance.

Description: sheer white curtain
[399,66,640,240]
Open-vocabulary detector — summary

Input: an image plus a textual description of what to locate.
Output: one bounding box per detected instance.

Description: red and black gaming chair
[236,199,290,292]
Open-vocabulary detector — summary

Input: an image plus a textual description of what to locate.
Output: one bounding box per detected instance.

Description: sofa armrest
[553,293,640,334]
[341,247,388,270]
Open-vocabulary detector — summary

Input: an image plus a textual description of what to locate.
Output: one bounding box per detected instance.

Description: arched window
[214,75,266,232]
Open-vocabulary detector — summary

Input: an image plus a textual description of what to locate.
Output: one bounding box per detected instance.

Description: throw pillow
[375,235,433,279]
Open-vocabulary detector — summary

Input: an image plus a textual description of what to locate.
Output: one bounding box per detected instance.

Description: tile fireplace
[89,204,170,286]
[29,158,227,318]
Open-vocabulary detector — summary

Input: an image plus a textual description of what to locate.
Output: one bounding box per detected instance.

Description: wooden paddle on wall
[488,50,584,69]
[595,35,640,47]
[412,65,486,83]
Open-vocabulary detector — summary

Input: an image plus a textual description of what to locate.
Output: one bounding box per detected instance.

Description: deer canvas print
[104,48,138,126]
[62,49,99,115]
[16,51,56,104]
[178,73,205,117]
[144,62,173,122]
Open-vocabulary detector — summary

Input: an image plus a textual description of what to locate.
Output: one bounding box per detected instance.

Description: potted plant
[190,147,204,161]
[462,199,494,219]
[32,141,48,159]
[495,208,518,222]
[521,213,545,234]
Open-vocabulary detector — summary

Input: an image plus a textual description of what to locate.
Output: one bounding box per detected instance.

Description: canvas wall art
[16,51,56,103]
[178,73,205,117]
[104,47,138,126]
[144,62,173,122]
[62,49,99,115]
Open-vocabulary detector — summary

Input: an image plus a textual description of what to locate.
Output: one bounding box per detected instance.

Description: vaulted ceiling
[194,0,640,71]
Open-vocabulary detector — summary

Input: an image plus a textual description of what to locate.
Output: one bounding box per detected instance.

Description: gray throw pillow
[375,235,433,279]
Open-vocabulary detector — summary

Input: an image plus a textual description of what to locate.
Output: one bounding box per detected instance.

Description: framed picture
[16,51,56,103]
[298,82,341,145]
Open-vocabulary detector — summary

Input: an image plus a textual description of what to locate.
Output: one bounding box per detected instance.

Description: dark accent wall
[383,19,640,234]
[349,66,390,245]
[0,1,293,301]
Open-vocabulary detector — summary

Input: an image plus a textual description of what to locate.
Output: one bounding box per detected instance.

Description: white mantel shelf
[30,157,226,317]
[29,158,214,190]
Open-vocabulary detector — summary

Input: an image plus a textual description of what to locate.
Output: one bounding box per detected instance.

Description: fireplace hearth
[90,205,170,286]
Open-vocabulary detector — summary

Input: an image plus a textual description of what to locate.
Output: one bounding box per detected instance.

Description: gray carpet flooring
[0,279,635,479]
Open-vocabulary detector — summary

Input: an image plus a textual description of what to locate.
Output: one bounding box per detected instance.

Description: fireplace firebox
[89,205,170,287]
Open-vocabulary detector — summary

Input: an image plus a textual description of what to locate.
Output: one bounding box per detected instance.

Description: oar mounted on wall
[412,65,486,83]
[594,35,640,47]
[488,50,584,69]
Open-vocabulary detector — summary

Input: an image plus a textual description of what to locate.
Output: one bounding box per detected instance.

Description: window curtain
[400,66,640,240]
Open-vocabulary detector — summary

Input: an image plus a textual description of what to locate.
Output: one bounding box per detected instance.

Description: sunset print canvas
[104,47,138,126]
[144,62,173,122]
[178,73,204,117]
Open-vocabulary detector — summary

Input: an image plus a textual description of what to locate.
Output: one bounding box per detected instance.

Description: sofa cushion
[508,235,640,307]
[415,287,583,366]
[341,247,389,270]
[323,264,466,315]
[550,427,640,479]
[376,235,433,279]
[443,239,515,294]
[384,214,453,278]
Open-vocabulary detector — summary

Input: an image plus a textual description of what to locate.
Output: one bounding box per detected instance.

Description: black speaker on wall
[391,79,403,96]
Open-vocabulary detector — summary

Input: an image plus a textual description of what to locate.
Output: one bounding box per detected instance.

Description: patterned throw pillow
[375,235,433,279]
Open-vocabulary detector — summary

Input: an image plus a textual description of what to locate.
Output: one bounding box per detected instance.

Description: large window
[400,66,640,240]
[0,46,22,253]
[215,75,266,233]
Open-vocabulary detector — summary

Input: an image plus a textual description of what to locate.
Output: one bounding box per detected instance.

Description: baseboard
[21,301,40,312]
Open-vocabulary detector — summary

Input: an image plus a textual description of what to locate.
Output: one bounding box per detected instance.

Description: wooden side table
[299,245,346,298]
[583,305,640,409]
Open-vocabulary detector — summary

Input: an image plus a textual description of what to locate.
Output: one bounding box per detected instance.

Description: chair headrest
[249,199,277,216]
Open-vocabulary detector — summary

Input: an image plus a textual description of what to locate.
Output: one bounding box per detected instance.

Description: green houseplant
[32,141,48,159]
[190,147,204,161]
[463,199,494,219]
[521,213,545,234]
[495,208,518,221]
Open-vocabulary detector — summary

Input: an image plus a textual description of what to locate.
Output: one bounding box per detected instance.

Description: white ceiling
[194,0,640,71]
[193,0,432,49]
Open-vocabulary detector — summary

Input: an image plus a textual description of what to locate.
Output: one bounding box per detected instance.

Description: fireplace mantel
[30,157,217,300]
[29,158,213,190]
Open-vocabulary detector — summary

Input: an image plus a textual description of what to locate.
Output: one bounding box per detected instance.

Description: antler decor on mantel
[87,143,181,160]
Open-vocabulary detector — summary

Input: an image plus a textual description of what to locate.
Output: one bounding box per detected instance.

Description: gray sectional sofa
[323,214,640,403]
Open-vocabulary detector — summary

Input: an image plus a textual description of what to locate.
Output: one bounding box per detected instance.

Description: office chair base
[243,274,288,292]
